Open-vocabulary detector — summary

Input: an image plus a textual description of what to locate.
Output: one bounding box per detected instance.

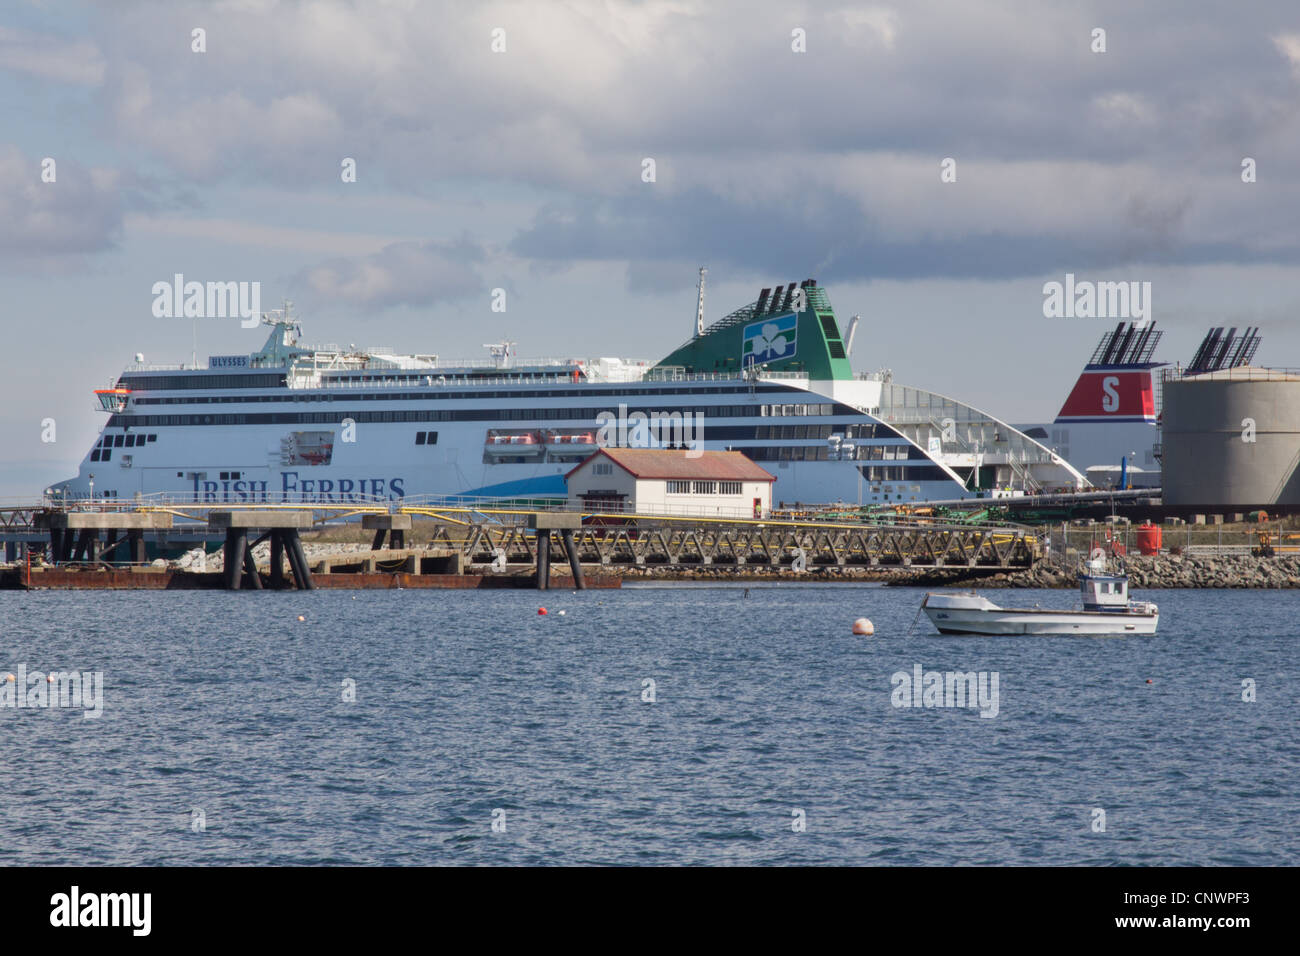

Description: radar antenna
[695,266,708,336]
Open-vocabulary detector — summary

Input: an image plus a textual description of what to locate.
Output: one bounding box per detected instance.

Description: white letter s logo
[1101,376,1120,413]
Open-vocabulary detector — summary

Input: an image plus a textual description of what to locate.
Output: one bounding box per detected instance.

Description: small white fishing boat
[921,555,1158,636]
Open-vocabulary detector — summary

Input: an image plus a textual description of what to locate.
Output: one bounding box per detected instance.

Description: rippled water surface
[2,584,1295,865]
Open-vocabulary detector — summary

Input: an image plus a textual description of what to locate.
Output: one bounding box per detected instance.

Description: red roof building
[565,448,775,518]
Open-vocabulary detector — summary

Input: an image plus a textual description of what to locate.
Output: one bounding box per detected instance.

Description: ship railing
[296,373,595,390]
[1161,365,1300,383]
[644,369,810,383]
[122,363,202,372]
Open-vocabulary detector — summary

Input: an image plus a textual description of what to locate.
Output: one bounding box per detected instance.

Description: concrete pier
[208,511,314,590]
[45,511,172,566]
[364,513,412,551]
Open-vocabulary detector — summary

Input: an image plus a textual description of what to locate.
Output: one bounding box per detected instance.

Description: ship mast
[695,266,707,336]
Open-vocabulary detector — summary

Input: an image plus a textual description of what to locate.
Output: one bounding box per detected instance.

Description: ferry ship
[54,273,1086,507]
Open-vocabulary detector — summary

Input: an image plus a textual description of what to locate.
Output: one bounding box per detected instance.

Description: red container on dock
[1136,522,1161,556]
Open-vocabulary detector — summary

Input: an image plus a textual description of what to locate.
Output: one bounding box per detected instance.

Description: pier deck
[0,498,1041,589]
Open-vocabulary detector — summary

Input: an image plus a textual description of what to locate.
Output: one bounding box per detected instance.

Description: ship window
[177,472,183,478]
[114,434,125,447]
[415,432,426,445]
[428,431,437,444]
[91,450,101,462]
[220,472,228,480]
[148,434,156,442]
[101,449,111,461]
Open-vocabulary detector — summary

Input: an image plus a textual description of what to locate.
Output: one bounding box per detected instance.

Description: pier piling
[209,511,315,590]
[269,532,285,588]
[45,511,172,566]
[529,513,583,590]
[562,530,585,590]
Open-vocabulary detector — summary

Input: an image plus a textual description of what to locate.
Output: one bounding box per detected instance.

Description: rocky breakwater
[893,554,1300,589]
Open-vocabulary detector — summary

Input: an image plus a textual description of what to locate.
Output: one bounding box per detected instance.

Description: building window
[667,480,691,494]
[692,481,717,494]
[719,481,742,494]
[592,462,613,476]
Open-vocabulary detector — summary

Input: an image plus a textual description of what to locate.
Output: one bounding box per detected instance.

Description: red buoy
[538,607,548,615]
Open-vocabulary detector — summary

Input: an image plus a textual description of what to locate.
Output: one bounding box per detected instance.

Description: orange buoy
[1146,679,1153,684]
[852,618,874,636]
[297,615,305,622]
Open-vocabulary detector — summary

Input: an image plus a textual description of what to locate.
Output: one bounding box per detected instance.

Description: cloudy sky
[3,0,1300,496]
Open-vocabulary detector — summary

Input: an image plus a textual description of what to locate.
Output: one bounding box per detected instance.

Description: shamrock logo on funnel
[757,323,790,359]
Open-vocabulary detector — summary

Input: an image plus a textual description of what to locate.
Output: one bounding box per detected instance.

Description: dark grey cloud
[12,1,1300,287]
[510,187,1295,286]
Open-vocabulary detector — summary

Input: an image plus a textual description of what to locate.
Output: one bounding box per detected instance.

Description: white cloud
[0,145,124,261]
[124,214,403,256]
[836,7,900,50]
[297,238,489,309]
[1272,32,1300,72]
[0,26,104,86]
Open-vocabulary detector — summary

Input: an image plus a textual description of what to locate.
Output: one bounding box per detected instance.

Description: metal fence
[1042,521,1287,560]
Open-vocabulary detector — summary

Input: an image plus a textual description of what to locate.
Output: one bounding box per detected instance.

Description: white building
[565,448,776,518]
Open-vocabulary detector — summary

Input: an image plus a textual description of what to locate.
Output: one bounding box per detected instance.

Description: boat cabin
[1080,573,1129,611]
